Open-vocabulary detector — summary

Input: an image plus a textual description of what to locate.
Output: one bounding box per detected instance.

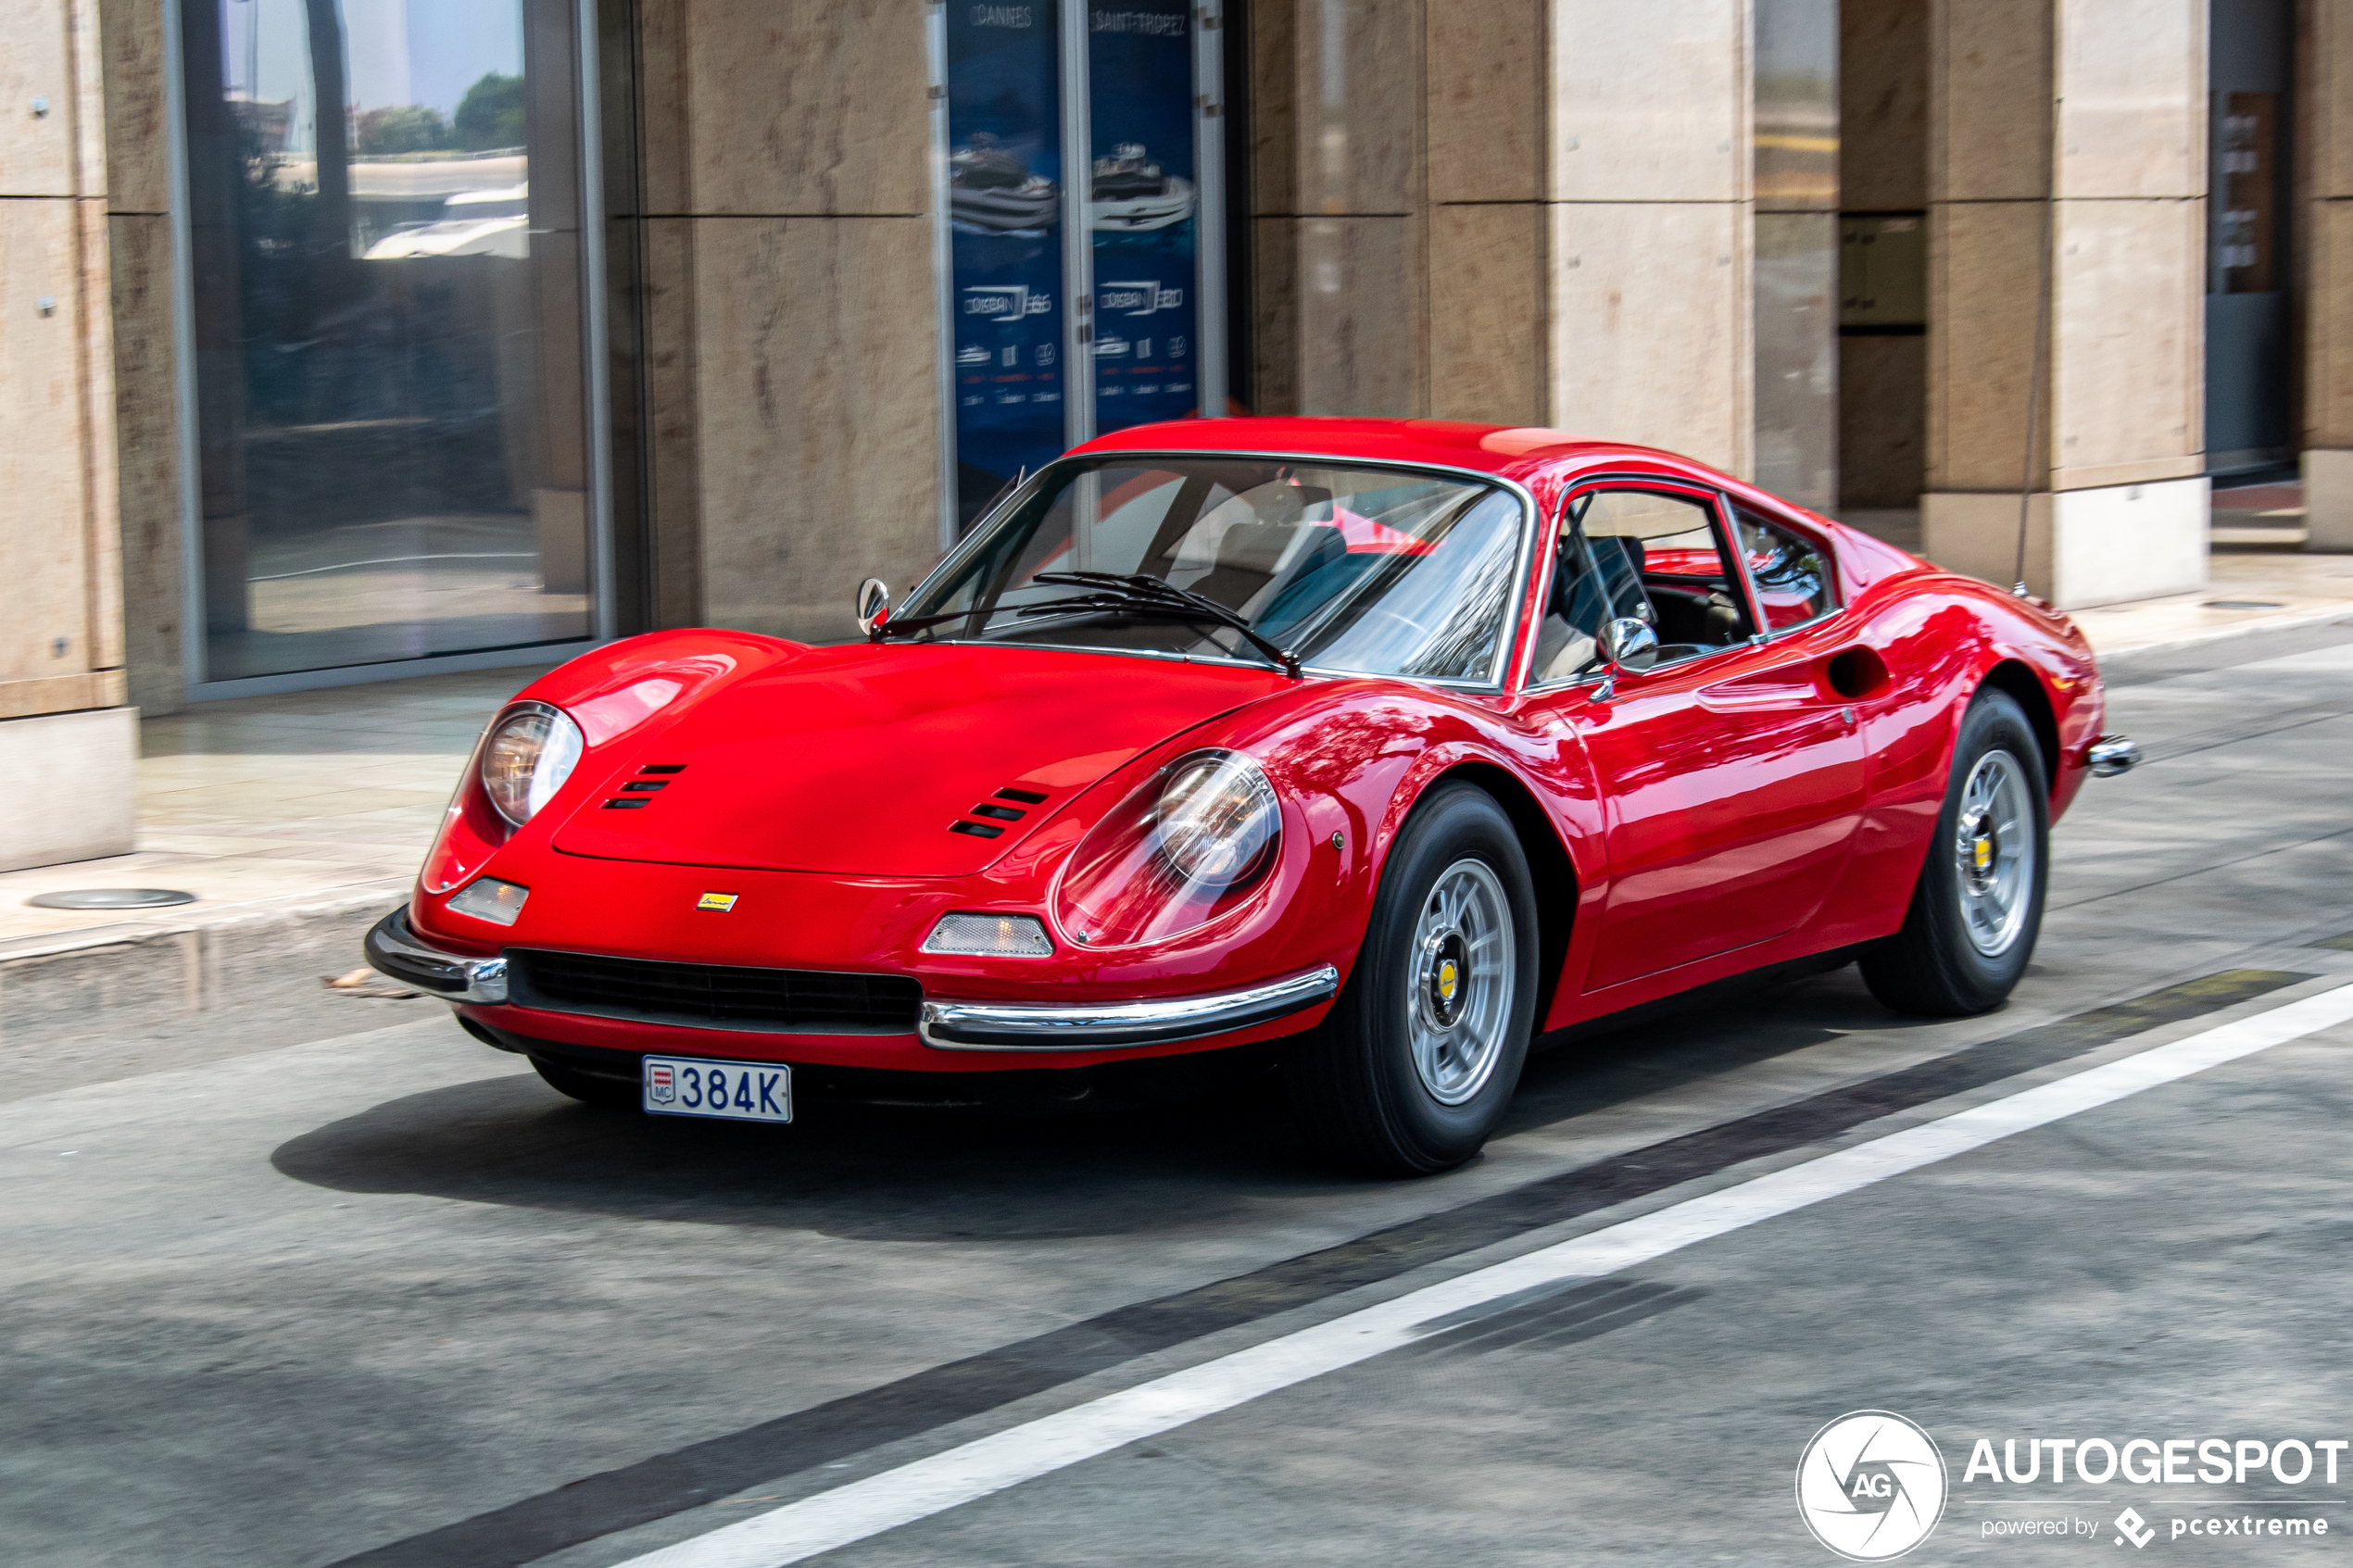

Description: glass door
[180,0,599,682]
[936,0,1226,537]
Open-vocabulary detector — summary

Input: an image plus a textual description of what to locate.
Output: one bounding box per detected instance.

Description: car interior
[1530,489,1759,684]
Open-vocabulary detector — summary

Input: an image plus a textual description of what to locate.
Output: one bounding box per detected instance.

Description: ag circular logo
[1795,1410,1948,1561]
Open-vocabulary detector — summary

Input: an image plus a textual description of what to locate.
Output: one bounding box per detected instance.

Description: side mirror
[1593,616,1657,702]
[855,577,890,638]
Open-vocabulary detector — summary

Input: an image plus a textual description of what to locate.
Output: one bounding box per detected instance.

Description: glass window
[1088,0,1202,435]
[1733,507,1837,629]
[945,1,1069,533]
[182,0,593,681]
[1531,491,1755,682]
[897,458,1528,684]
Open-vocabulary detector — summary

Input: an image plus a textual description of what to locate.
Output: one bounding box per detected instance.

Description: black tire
[530,1054,642,1110]
[1283,783,1541,1176]
[1860,687,2050,1016]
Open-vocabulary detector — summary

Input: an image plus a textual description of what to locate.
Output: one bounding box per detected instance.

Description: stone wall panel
[1548,201,1748,471]
[693,217,939,642]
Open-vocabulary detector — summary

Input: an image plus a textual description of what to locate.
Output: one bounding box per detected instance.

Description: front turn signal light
[922,912,1055,957]
[447,877,530,926]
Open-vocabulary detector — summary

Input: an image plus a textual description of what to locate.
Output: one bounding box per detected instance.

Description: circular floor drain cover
[2201,599,2285,609]
[26,888,198,910]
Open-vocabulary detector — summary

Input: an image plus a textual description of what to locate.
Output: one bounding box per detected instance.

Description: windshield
[895,457,1529,684]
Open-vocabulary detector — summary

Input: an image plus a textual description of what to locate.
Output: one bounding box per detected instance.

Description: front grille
[506,949,922,1035]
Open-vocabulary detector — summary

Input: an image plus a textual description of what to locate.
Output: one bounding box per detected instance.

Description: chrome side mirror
[855,577,890,639]
[1592,616,1658,703]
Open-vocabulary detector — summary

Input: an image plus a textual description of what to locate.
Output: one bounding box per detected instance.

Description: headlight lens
[480,703,585,827]
[1152,753,1280,889]
[1055,750,1284,947]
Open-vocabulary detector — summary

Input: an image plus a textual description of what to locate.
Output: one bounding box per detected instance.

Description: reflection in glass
[945,2,1068,533]
[1088,0,1202,434]
[1754,0,1837,512]
[182,0,591,680]
[897,458,1527,684]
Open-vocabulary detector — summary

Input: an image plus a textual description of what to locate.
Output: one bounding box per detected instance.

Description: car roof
[1069,417,1727,488]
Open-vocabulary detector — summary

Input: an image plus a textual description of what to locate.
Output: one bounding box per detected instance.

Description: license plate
[641,1055,791,1123]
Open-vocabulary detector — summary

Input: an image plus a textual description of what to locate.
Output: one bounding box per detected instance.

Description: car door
[1524,483,1868,992]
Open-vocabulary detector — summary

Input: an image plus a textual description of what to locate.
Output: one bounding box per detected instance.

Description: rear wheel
[1284,784,1539,1175]
[530,1054,641,1110]
[1860,687,2049,1015]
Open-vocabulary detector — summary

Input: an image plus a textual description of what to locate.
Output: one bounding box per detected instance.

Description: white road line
[616,981,2353,1568]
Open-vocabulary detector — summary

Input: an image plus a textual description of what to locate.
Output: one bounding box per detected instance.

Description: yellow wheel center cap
[1972,835,1993,872]
[1437,960,1459,1004]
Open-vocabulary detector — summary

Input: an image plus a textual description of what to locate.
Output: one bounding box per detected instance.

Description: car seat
[1190,522,1346,614]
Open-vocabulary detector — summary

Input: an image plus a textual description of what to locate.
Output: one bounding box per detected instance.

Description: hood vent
[604,763,687,810]
[948,783,1051,839]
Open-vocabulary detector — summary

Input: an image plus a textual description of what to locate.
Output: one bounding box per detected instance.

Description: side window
[1733,507,1837,630]
[1577,490,1755,670]
[1532,489,1760,683]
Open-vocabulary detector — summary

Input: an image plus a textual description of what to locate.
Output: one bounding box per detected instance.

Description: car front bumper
[367,909,1340,1054]
[918,966,1340,1049]
[366,908,509,1003]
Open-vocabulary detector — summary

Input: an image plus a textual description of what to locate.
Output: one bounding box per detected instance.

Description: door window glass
[1533,491,1754,682]
[1733,507,1836,629]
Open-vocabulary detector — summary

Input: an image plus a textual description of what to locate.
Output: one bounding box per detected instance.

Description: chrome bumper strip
[364,909,509,1004]
[919,964,1342,1051]
[2088,734,2141,778]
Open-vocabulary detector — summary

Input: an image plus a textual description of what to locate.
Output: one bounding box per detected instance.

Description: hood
[550,644,1286,877]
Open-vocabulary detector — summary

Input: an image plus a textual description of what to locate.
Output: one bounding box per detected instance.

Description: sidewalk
[0,668,545,1045]
[0,668,538,947]
[5,555,2351,1035]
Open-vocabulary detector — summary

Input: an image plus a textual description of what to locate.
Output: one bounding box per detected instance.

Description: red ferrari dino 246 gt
[367,418,2139,1174]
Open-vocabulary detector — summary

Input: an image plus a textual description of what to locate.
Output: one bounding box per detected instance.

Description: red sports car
[367,418,2138,1174]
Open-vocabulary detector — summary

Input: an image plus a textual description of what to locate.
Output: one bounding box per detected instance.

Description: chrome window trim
[920,963,1341,1050]
[894,449,1541,695]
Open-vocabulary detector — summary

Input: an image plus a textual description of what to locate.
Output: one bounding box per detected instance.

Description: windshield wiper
[1021,571,1303,678]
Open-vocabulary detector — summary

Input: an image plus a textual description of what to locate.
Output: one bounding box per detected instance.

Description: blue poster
[1088,3,1200,433]
[948,2,1068,530]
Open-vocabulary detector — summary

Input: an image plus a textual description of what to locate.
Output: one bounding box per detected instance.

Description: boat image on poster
[1090,142,1194,231]
[950,133,1061,233]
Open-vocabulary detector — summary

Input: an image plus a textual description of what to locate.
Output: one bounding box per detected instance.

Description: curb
[0,881,410,1047]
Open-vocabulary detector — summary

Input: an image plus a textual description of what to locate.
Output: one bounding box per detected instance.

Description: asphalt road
[8,620,2353,1568]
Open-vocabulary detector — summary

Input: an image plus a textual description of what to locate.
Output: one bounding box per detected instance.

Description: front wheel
[1283,783,1540,1176]
[1860,687,2050,1016]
